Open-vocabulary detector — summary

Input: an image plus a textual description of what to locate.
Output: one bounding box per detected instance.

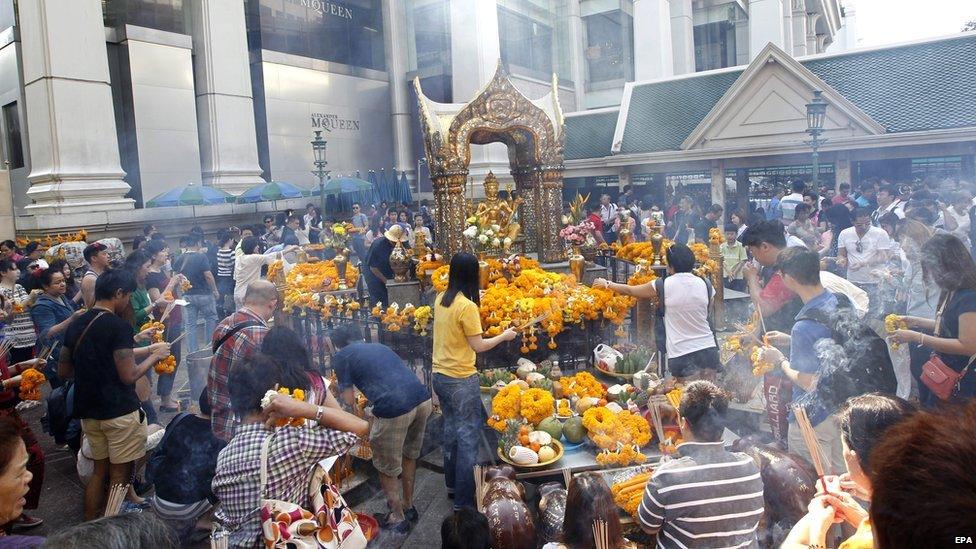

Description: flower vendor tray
[497,439,565,469]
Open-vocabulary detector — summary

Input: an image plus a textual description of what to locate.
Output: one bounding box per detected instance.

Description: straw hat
[383,223,409,243]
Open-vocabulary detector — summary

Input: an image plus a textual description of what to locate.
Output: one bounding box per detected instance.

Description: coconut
[528,430,553,446]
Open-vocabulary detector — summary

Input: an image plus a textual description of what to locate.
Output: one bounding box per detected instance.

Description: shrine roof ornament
[413,60,565,177]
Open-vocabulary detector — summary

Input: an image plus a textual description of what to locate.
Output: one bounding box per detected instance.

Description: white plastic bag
[888,340,912,399]
[593,344,624,373]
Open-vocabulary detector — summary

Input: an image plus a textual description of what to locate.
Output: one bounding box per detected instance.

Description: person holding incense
[759,247,847,473]
[637,381,764,547]
[782,393,916,549]
[0,353,47,531]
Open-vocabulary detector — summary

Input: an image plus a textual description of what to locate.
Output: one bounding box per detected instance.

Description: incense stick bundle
[169,331,188,346]
[794,406,828,490]
[0,339,13,358]
[159,300,177,324]
[649,402,666,444]
[592,519,609,549]
[103,483,128,517]
[473,465,485,512]
[35,344,50,361]
[210,525,229,549]
[562,467,572,489]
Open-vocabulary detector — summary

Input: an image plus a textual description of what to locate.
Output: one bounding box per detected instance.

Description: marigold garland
[559,371,604,400]
[281,261,360,313]
[519,388,555,426]
[19,368,46,401]
[488,385,522,431]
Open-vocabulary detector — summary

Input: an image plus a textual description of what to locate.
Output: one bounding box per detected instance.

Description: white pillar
[806,12,819,54]
[383,0,416,187]
[449,0,506,190]
[19,0,133,214]
[711,160,726,223]
[670,0,695,74]
[190,0,265,195]
[749,0,785,59]
[634,0,674,81]
[782,0,794,54]
[792,0,809,56]
[566,0,587,108]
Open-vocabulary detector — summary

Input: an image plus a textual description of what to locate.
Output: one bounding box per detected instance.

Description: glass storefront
[103,0,186,34]
[248,0,386,71]
[497,0,572,81]
[411,0,451,71]
[583,8,634,85]
[694,20,736,71]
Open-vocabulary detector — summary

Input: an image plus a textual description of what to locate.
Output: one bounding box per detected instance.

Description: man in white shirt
[837,208,891,320]
[779,180,806,221]
[871,185,905,224]
[599,194,619,243]
[944,190,972,248]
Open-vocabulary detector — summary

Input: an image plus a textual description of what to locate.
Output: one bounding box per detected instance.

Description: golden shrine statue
[471,172,523,251]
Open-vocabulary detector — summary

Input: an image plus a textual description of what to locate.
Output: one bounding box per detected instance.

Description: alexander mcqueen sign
[298,0,353,20]
[311,111,361,134]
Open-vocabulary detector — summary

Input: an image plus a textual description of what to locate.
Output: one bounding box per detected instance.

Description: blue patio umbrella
[367,171,381,204]
[377,169,392,204]
[322,176,375,212]
[145,182,233,207]
[396,170,414,205]
[236,181,312,203]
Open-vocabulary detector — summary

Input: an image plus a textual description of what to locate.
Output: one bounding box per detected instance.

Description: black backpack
[145,412,191,485]
[45,381,81,450]
[794,293,897,412]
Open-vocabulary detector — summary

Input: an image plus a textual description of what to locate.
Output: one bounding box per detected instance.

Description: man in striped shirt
[639,381,764,548]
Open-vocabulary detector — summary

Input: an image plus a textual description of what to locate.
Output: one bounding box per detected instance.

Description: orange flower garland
[520,388,554,426]
[559,371,604,400]
[19,368,46,401]
[282,260,360,313]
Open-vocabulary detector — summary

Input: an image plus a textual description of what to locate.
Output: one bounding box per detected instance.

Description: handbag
[921,292,975,401]
[258,434,367,549]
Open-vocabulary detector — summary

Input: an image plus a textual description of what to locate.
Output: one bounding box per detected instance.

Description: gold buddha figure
[472,172,523,251]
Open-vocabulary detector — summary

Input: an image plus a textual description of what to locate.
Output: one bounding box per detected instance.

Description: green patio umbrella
[145,182,234,207]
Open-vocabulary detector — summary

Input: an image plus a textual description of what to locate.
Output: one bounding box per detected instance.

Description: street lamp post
[310,130,329,215]
[805,90,828,187]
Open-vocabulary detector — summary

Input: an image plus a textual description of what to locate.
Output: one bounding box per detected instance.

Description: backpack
[794,293,897,411]
[45,381,81,450]
[145,412,191,486]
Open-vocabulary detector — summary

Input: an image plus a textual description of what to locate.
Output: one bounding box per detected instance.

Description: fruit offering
[501,423,561,466]
[613,347,652,375]
[611,472,652,517]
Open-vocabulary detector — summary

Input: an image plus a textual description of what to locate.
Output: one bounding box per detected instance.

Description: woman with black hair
[637,381,763,547]
[260,325,342,409]
[819,204,853,272]
[0,259,40,365]
[891,233,976,405]
[595,244,719,381]
[143,241,184,412]
[782,393,915,549]
[30,266,83,388]
[546,473,632,549]
[431,253,516,510]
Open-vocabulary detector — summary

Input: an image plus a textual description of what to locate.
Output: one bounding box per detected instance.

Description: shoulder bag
[258,434,367,549]
[921,292,975,401]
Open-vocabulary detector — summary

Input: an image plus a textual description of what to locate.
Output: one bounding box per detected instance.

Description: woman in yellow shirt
[782,394,915,549]
[432,253,516,510]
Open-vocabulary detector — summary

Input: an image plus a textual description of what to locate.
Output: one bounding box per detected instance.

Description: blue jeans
[183,294,217,355]
[351,235,367,264]
[432,372,484,510]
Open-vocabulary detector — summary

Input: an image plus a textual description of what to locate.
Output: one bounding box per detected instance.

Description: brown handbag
[921,292,975,401]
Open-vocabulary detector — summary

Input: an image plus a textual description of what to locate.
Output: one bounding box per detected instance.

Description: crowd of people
[0,173,973,547]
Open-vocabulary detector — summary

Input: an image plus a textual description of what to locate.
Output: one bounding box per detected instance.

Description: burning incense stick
[473,465,485,512]
[794,406,828,492]
[210,525,229,549]
[592,519,609,549]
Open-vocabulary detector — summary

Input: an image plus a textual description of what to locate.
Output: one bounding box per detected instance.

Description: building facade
[0,0,844,239]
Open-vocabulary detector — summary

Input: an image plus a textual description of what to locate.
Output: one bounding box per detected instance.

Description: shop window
[103,0,186,34]
[2,102,24,170]
[584,10,633,84]
[694,21,736,72]
[413,0,451,70]
[498,6,553,76]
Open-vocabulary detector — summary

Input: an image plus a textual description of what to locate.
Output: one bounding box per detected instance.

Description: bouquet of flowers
[328,222,353,250]
[463,217,510,254]
[559,220,597,248]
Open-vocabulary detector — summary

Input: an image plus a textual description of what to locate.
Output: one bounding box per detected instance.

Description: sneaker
[404,506,419,523]
[10,514,43,531]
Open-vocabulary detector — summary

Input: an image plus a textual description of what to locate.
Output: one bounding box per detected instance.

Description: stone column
[566,0,587,111]
[710,160,725,232]
[190,0,265,194]
[633,0,674,81]
[782,0,794,53]
[538,166,565,263]
[449,0,506,183]
[749,0,785,58]
[806,12,819,54]
[834,151,851,193]
[434,170,468,260]
[792,0,808,56]
[19,0,133,214]
[511,166,539,253]
[670,0,695,74]
[383,0,416,187]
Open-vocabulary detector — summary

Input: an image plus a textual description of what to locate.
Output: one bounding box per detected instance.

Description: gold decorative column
[511,166,538,253]
[538,165,565,263]
[434,169,468,260]
[708,242,725,330]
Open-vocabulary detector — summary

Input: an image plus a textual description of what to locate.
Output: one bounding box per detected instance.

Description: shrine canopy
[413,61,568,263]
